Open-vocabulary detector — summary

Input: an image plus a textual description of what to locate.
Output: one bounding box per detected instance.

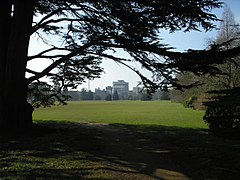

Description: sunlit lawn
[33,100,207,128]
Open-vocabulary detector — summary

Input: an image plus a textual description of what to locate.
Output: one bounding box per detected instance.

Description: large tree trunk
[0,1,13,129]
[0,0,34,131]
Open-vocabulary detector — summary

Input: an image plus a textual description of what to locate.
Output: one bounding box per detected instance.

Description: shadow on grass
[0,120,240,179]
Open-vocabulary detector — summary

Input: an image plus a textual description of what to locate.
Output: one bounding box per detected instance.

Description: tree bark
[0,1,13,129]
[0,0,34,131]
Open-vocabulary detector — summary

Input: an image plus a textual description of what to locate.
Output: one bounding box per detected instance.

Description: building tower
[112,80,129,100]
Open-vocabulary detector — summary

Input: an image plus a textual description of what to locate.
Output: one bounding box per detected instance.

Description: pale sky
[28,0,240,91]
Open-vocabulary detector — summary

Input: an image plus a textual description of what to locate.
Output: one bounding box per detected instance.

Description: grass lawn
[33,100,207,128]
[1,101,240,179]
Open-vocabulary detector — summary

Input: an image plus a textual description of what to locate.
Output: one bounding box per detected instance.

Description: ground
[0,121,239,179]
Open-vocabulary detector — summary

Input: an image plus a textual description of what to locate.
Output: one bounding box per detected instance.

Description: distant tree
[169,72,208,106]
[105,94,112,101]
[87,90,94,100]
[94,95,101,101]
[2,0,240,131]
[141,92,152,101]
[204,5,240,136]
[169,5,240,135]
[171,5,240,107]
[160,86,170,100]
[215,4,240,88]
[112,90,119,101]
[66,91,80,101]
[80,89,94,100]
[80,88,88,101]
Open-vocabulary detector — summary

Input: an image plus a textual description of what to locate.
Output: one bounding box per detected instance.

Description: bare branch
[87,52,157,90]
[34,31,52,46]
[28,47,71,61]
[27,41,97,83]
[32,17,84,34]
[32,5,70,35]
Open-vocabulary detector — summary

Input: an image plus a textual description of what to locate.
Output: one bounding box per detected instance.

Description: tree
[0,1,36,130]
[169,5,240,135]
[141,91,152,101]
[203,88,240,137]
[80,88,88,101]
[79,89,93,100]
[1,0,240,131]
[170,5,240,109]
[87,90,94,101]
[215,4,240,88]
[94,95,101,101]
[112,90,119,101]
[203,5,240,136]
[169,71,215,109]
[105,94,112,101]
[160,86,170,100]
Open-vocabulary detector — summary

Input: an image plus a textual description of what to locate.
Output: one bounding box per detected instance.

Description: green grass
[2,101,239,179]
[33,100,207,128]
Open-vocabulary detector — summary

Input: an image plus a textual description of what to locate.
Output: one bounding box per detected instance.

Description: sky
[28,0,240,91]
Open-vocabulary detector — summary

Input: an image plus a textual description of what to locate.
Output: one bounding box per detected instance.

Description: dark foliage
[3,0,240,130]
[141,92,152,101]
[79,89,94,101]
[27,0,227,105]
[112,90,119,101]
[203,88,240,138]
[105,94,112,101]
[183,95,198,109]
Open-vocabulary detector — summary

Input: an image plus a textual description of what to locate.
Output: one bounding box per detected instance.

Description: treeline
[170,6,240,110]
[66,88,170,101]
[170,6,240,137]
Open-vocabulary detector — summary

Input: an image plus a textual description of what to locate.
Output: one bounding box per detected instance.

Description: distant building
[106,86,113,95]
[94,87,107,100]
[112,80,129,100]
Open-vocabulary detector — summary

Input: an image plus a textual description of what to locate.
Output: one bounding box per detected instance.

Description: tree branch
[27,41,96,84]
[88,52,157,90]
[28,47,71,61]
[32,6,69,35]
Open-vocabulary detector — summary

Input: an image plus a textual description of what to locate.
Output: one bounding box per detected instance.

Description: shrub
[203,88,240,138]
[183,96,197,108]
[141,93,152,101]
